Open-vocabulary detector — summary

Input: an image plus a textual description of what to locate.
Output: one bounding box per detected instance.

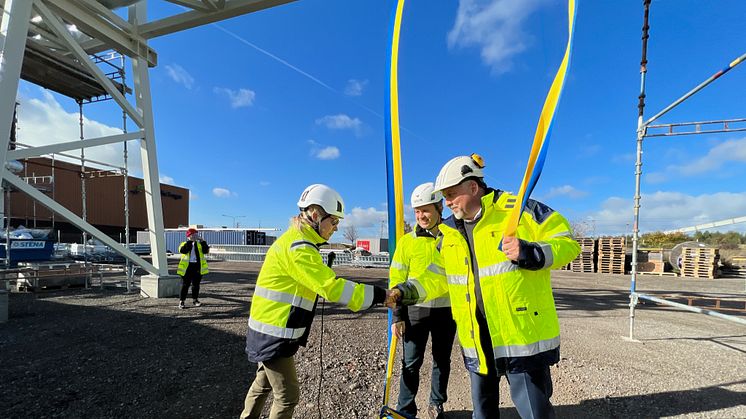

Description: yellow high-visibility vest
[406,190,580,374]
[246,222,376,363]
[177,241,209,276]
[389,229,449,309]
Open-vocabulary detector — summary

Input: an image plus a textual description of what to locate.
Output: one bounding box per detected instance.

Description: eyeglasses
[321,214,340,226]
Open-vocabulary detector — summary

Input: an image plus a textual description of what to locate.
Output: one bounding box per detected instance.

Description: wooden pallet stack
[680,247,719,279]
[598,237,625,274]
[636,249,665,274]
[721,256,746,279]
[570,238,595,273]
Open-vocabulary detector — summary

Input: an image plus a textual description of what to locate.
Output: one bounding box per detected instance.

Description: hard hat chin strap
[301,209,323,236]
[426,213,442,236]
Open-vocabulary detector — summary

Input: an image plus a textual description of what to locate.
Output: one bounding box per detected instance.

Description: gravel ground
[1,262,744,418]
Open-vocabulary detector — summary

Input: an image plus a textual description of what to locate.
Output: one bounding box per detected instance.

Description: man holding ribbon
[389,154,580,419]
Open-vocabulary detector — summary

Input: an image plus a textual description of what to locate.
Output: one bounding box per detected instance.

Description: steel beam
[0,0,31,324]
[1,168,159,276]
[73,0,134,33]
[141,0,295,39]
[130,2,169,277]
[637,293,746,326]
[166,0,217,12]
[28,21,69,51]
[77,0,296,55]
[35,1,145,127]
[0,0,34,174]
[42,0,157,66]
[8,130,144,160]
[664,216,746,234]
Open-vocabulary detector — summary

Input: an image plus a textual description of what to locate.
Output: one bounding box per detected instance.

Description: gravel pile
[1,262,744,418]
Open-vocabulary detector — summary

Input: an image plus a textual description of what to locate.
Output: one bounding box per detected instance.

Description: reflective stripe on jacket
[176,241,209,276]
[245,222,376,363]
[389,228,449,324]
[406,190,580,374]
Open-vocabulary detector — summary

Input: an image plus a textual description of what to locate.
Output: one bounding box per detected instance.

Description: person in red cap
[176,228,210,309]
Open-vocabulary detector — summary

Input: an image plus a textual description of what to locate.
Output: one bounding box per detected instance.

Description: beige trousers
[240,356,299,419]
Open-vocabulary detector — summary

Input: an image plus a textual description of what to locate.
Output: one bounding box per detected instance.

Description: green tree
[640,231,690,248]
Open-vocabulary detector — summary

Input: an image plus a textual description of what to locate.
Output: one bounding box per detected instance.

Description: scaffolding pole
[121,54,133,293]
[629,0,746,340]
[645,117,746,137]
[78,101,91,288]
[637,294,746,326]
[629,0,651,341]
[643,51,746,127]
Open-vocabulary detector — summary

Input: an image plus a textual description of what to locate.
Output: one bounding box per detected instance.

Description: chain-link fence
[208,245,390,268]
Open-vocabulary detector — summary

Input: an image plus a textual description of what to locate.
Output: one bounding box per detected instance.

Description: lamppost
[222,214,246,228]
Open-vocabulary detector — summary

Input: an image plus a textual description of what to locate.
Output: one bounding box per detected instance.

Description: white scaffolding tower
[628,0,746,339]
[0,0,296,313]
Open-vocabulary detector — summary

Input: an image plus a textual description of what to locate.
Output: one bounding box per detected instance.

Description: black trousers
[179,262,202,301]
[396,307,457,416]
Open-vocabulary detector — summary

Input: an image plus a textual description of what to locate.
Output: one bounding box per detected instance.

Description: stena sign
[10,241,46,249]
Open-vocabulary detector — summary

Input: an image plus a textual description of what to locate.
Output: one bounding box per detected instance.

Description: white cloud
[645,138,746,184]
[340,207,388,230]
[587,191,746,235]
[190,191,198,201]
[159,174,175,185]
[680,139,746,174]
[448,0,544,74]
[259,181,271,187]
[344,79,368,96]
[315,114,362,132]
[308,140,340,160]
[315,146,340,160]
[165,64,195,89]
[213,87,256,108]
[18,89,144,174]
[212,187,236,198]
[543,185,587,199]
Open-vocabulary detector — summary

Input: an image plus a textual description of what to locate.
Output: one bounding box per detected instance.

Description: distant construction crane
[664,216,746,234]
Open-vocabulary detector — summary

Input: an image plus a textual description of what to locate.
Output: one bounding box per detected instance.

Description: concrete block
[140,275,180,298]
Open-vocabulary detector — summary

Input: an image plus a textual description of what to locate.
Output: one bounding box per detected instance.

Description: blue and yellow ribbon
[505,0,577,237]
[383,0,406,411]
[383,0,577,412]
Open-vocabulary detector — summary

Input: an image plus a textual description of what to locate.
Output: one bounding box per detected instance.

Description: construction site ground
[1,261,744,418]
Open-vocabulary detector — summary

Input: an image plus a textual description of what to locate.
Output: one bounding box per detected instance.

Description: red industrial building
[6,157,189,242]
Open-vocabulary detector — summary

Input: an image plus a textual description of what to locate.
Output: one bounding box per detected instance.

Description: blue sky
[18,0,746,239]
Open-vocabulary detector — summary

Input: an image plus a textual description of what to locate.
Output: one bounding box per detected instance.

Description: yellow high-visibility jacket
[389,226,449,323]
[398,190,580,374]
[246,222,377,363]
[177,240,209,276]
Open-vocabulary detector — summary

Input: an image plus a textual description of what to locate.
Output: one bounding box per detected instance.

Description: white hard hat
[433,153,485,192]
[411,182,442,208]
[297,184,345,219]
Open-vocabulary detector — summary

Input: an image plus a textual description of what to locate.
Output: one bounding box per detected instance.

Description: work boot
[193,300,202,307]
[179,301,186,309]
[426,404,444,419]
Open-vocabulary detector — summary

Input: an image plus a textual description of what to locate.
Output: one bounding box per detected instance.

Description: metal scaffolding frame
[628,0,746,340]
[0,0,296,302]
